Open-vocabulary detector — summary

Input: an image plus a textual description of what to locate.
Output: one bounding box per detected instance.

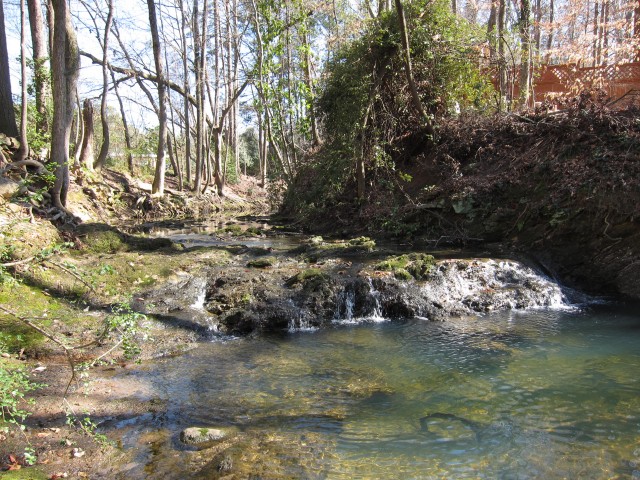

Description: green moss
[245,227,263,236]
[219,224,245,236]
[285,269,329,290]
[374,253,435,281]
[346,236,376,251]
[375,256,410,271]
[83,230,125,254]
[247,257,276,268]
[393,268,412,280]
[0,468,49,480]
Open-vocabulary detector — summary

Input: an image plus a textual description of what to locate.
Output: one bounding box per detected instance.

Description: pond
[109,303,640,479]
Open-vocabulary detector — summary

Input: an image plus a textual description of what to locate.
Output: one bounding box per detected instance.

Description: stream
[105,224,640,479]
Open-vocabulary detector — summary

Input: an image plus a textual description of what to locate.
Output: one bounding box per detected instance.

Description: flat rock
[180,426,239,446]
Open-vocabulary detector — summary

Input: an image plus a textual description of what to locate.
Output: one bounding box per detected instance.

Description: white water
[421,258,573,312]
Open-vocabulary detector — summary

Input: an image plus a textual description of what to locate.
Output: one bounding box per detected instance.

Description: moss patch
[375,253,435,280]
[247,257,276,268]
[0,468,49,480]
[285,269,330,290]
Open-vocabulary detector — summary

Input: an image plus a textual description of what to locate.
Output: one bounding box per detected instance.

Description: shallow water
[113,305,640,479]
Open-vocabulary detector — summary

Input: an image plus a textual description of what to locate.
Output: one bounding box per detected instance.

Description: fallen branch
[0,305,80,395]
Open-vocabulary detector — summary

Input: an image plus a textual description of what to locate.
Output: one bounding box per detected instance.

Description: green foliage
[286,0,493,212]
[65,411,112,447]
[103,301,148,360]
[16,161,56,204]
[0,244,17,285]
[0,364,44,434]
[98,264,116,275]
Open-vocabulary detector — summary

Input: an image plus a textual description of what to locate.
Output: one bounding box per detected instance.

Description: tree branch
[80,49,198,107]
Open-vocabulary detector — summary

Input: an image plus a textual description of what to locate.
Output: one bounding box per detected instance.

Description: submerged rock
[180,426,239,446]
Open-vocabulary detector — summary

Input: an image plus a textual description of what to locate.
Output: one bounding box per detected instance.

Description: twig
[1,256,36,267]
[0,305,78,395]
[43,259,97,294]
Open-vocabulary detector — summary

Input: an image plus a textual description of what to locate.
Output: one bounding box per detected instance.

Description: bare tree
[50,0,79,209]
[0,0,18,138]
[147,0,168,196]
[27,0,49,135]
[94,0,114,169]
[15,0,29,162]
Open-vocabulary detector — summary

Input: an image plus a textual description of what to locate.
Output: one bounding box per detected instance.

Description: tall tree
[518,0,532,107]
[0,0,18,138]
[15,0,29,162]
[27,0,48,135]
[50,0,79,208]
[94,0,114,169]
[147,0,168,196]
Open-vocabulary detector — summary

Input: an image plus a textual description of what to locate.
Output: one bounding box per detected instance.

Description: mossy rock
[219,224,245,236]
[180,426,239,446]
[247,257,276,268]
[393,268,412,280]
[375,253,435,281]
[346,236,376,251]
[77,224,126,253]
[285,269,330,290]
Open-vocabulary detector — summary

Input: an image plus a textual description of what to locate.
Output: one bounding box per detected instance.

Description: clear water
[114,305,640,479]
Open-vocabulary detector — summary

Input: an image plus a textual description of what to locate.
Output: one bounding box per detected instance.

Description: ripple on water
[112,305,640,479]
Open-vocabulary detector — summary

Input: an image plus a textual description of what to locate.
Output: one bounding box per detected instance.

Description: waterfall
[287,301,318,332]
[334,288,356,322]
[333,278,386,324]
[366,277,384,320]
[420,259,574,313]
[189,277,207,310]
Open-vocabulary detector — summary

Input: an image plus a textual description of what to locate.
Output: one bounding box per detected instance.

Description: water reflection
[116,305,640,479]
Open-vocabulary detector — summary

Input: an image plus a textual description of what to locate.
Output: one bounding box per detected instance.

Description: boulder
[0,177,20,199]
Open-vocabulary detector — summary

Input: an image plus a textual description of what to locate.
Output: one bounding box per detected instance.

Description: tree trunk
[147,0,167,196]
[545,0,554,62]
[178,0,191,188]
[27,0,48,135]
[94,0,114,169]
[518,0,531,108]
[46,0,53,59]
[50,0,79,209]
[111,70,134,175]
[193,0,205,192]
[78,99,95,170]
[498,0,508,110]
[167,134,182,190]
[0,0,18,138]
[394,0,434,136]
[15,0,29,162]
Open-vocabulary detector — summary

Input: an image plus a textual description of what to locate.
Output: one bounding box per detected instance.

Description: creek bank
[283,108,640,301]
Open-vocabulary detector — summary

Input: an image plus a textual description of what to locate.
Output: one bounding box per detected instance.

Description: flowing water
[111,303,640,479]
